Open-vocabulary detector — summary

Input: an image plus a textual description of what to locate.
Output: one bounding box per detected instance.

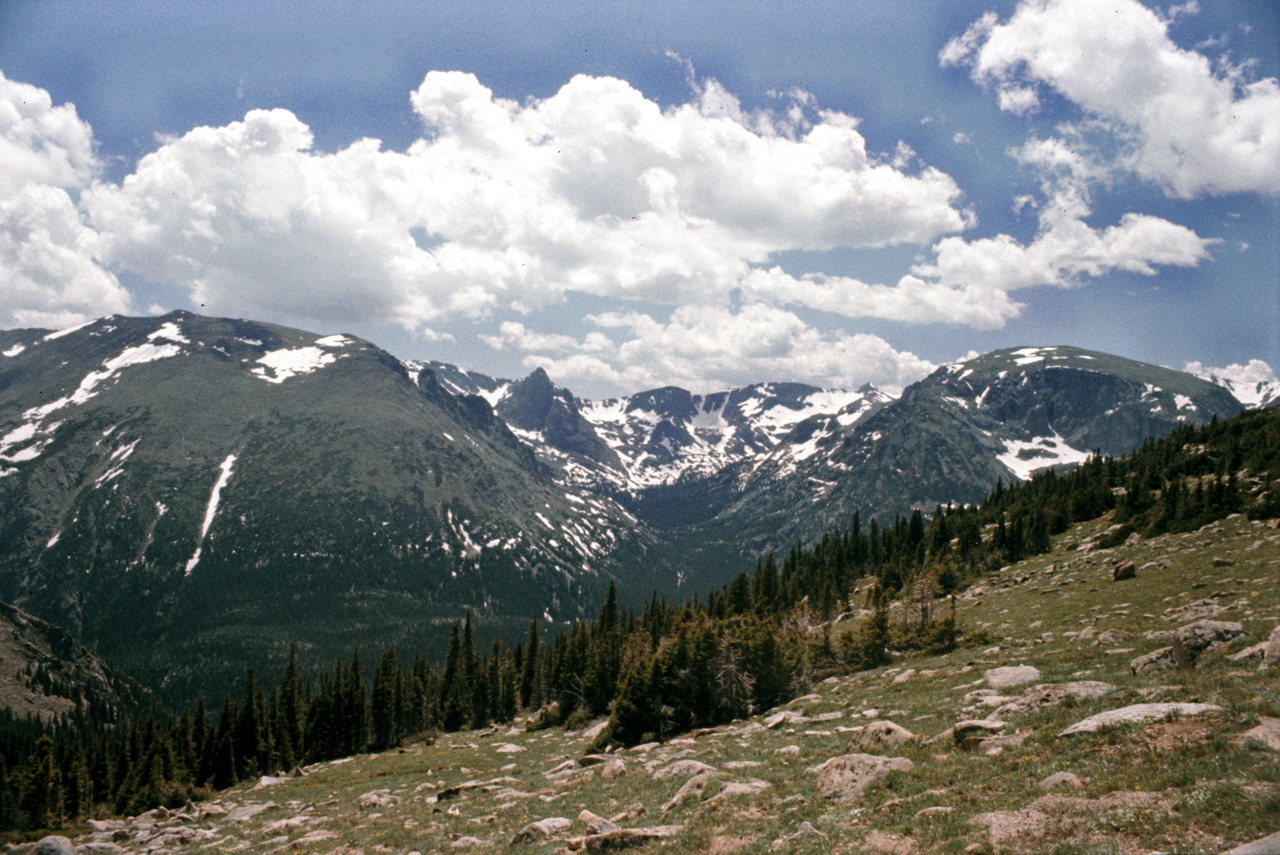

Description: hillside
[0,599,154,724]
[55,510,1280,854]
[0,313,645,703]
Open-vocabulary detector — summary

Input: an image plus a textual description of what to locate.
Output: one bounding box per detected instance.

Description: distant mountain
[1189,365,1280,409]
[669,345,1245,563]
[0,317,1254,704]
[0,313,645,703]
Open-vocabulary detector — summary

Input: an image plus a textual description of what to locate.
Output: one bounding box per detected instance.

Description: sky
[0,0,1277,400]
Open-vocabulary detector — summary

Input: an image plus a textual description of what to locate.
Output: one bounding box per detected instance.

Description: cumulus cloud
[82,70,970,332]
[736,186,1214,331]
[1185,358,1278,407]
[513,303,937,394]
[942,0,1280,197]
[0,71,132,328]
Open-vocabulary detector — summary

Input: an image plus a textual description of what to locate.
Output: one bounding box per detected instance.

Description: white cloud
[1185,358,1278,407]
[942,0,1280,197]
[516,303,937,394]
[81,70,970,334]
[736,188,1213,331]
[0,71,132,328]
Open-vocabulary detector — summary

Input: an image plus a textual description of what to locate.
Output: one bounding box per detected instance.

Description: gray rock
[1226,830,1280,854]
[984,665,1041,689]
[993,681,1114,718]
[576,826,684,852]
[511,817,572,845]
[1130,646,1176,674]
[1094,628,1130,646]
[661,771,714,812]
[1059,703,1222,736]
[812,753,914,803]
[1172,619,1247,667]
[1038,771,1085,791]
[30,840,74,855]
[848,720,915,753]
[1262,625,1280,670]
[653,759,716,780]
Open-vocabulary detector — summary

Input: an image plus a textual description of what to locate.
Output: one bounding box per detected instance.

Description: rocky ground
[11,512,1280,855]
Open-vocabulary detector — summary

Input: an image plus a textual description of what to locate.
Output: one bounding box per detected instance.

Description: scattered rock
[32,838,75,855]
[1037,772,1085,792]
[812,753,914,803]
[993,682,1113,718]
[568,825,684,852]
[495,743,525,753]
[1172,619,1247,668]
[511,817,572,845]
[1236,716,1280,751]
[653,759,716,780]
[578,809,618,835]
[1212,556,1235,567]
[1093,628,1130,646]
[705,779,770,805]
[601,757,627,780]
[1059,703,1222,736]
[1261,625,1280,671]
[358,791,395,810]
[1130,647,1176,674]
[892,669,916,684]
[769,821,825,851]
[608,803,647,824]
[661,771,714,812]
[984,666,1040,689]
[1112,561,1136,581]
[848,720,915,753]
[950,720,1006,745]
[450,836,486,848]
[774,745,800,757]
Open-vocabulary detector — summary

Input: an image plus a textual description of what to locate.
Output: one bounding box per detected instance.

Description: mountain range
[0,312,1257,702]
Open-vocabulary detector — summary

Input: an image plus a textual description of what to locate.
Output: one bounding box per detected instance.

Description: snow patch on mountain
[2,345,26,357]
[997,432,1090,480]
[250,343,345,381]
[185,453,238,576]
[1186,359,1280,409]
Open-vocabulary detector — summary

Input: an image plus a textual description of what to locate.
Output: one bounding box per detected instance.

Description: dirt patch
[970,790,1171,854]
[707,834,758,854]
[1141,717,1218,752]
[862,829,916,854]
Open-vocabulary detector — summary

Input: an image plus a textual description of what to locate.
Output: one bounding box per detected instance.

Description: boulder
[1130,647,1176,674]
[993,682,1114,718]
[704,779,770,805]
[578,809,619,835]
[984,666,1040,689]
[1038,771,1085,792]
[653,759,716,780]
[572,826,684,852]
[661,771,714,812]
[33,839,75,855]
[1059,703,1222,736]
[1261,625,1280,671]
[1093,629,1130,646]
[1172,619,1247,668]
[849,720,915,753]
[813,753,914,803]
[511,817,572,845]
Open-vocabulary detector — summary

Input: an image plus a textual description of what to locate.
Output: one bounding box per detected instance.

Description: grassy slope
[71,509,1279,855]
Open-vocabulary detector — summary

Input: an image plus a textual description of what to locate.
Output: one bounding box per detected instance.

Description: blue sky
[1,0,1276,398]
